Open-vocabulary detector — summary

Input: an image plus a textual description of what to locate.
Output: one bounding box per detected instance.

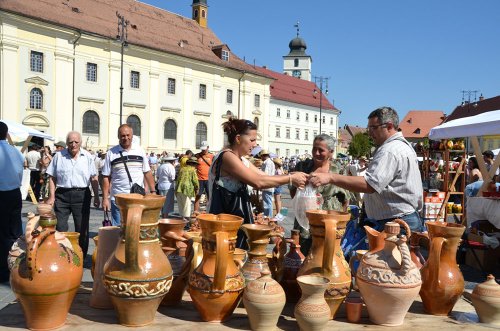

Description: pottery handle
[178,239,195,282]
[124,205,144,273]
[322,218,337,275]
[26,228,54,280]
[398,237,413,274]
[429,237,445,287]
[164,231,187,242]
[213,231,229,293]
[394,218,411,238]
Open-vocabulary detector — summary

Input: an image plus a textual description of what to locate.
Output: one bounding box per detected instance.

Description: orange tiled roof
[399,110,445,138]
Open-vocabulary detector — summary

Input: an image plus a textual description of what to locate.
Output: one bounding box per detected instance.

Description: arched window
[164,119,177,140]
[254,117,259,130]
[82,110,100,134]
[195,122,207,149]
[194,9,199,18]
[294,58,299,67]
[127,115,141,137]
[202,10,206,18]
[30,88,43,109]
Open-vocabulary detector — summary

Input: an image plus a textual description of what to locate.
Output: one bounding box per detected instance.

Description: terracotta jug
[471,274,500,325]
[294,275,331,331]
[420,221,466,315]
[409,232,427,269]
[243,271,286,331]
[356,221,421,326]
[188,213,245,322]
[364,218,408,253]
[10,213,83,330]
[233,248,247,268]
[158,218,194,306]
[185,231,203,271]
[348,249,367,291]
[62,232,83,262]
[280,229,305,302]
[297,210,351,319]
[91,235,98,279]
[103,193,173,327]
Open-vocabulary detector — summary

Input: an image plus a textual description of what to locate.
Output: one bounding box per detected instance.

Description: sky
[143,0,500,127]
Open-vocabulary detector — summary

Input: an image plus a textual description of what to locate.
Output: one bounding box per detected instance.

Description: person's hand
[102,198,110,212]
[93,196,100,208]
[309,172,334,187]
[46,196,55,206]
[290,172,308,189]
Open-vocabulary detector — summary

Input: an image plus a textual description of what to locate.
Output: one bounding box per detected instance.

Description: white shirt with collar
[46,148,97,188]
[0,140,24,191]
[261,157,275,193]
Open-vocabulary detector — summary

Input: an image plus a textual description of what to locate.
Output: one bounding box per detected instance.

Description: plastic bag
[289,184,323,230]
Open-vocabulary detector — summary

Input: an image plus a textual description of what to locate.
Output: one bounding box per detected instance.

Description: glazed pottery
[10,213,83,330]
[297,210,351,319]
[103,194,173,326]
[188,213,245,322]
[294,275,331,331]
[243,271,286,331]
[89,226,120,309]
[91,235,98,279]
[185,231,203,271]
[409,232,427,269]
[62,232,83,262]
[158,218,194,306]
[357,221,421,326]
[280,229,305,302]
[471,274,500,325]
[420,221,465,315]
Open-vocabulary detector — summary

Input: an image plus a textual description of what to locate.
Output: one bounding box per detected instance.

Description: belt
[56,187,89,192]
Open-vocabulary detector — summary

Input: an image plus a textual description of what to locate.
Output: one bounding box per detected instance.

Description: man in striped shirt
[310,106,424,232]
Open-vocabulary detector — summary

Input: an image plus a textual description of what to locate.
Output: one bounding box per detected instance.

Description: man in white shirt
[101,124,155,225]
[25,144,41,200]
[46,131,100,259]
[260,150,275,217]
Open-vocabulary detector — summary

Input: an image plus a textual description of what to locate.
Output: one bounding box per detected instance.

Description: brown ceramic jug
[62,232,83,262]
[471,274,500,325]
[297,210,351,319]
[103,193,173,327]
[280,229,305,302]
[420,221,465,315]
[10,214,83,330]
[188,213,245,322]
[364,218,409,253]
[91,235,98,279]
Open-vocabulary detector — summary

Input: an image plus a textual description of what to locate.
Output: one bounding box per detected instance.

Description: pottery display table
[0,282,493,330]
[467,197,500,228]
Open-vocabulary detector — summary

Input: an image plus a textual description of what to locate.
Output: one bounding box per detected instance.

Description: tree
[348,132,373,158]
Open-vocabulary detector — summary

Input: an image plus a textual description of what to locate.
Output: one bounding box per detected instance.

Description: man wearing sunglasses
[310,106,423,233]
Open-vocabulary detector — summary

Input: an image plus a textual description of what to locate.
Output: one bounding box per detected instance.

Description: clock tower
[283,22,312,81]
[192,0,208,28]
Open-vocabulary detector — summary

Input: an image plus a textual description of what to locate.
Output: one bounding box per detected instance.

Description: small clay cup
[345,297,364,323]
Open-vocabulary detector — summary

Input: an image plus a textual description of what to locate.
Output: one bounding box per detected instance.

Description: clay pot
[89,226,120,309]
[348,249,367,291]
[280,229,305,302]
[103,194,173,327]
[62,232,83,262]
[420,221,465,315]
[297,210,352,319]
[188,213,245,322]
[10,214,83,330]
[158,218,194,306]
[185,231,203,271]
[91,235,98,279]
[409,232,427,269]
[243,271,286,331]
[233,248,247,268]
[356,221,421,326]
[241,224,280,283]
[345,296,364,323]
[364,218,409,253]
[471,274,500,325]
[294,275,331,331]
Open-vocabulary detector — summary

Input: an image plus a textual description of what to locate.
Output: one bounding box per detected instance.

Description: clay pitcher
[62,232,83,262]
[158,218,194,306]
[420,221,465,315]
[10,214,83,330]
[280,229,305,302]
[356,221,422,326]
[188,213,245,322]
[294,275,331,331]
[409,232,427,269]
[297,210,351,319]
[103,193,173,327]
[364,218,409,253]
[185,231,203,271]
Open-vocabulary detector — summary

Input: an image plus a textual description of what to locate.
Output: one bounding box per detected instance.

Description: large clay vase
[89,226,121,309]
[471,274,500,325]
[62,232,83,262]
[356,221,422,326]
[280,229,305,302]
[103,193,173,327]
[297,210,351,319]
[420,221,466,315]
[243,271,286,331]
[294,275,331,331]
[10,214,83,330]
[158,218,194,306]
[188,213,245,322]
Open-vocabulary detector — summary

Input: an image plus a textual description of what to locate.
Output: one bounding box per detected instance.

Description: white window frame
[277,108,281,117]
[226,89,233,104]
[199,84,207,99]
[130,71,140,89]
[286,109,290,119]
[168,78,176,94]
[286,128,290,139]
[295,129,300,140]
[30,51,43,73]
[222,50,229,61]
[86,62,97,82]
[276,127,280,138]
[254,94,260,108]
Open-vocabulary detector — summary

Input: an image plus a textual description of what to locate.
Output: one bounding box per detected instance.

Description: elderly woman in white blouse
[157,155,176,217]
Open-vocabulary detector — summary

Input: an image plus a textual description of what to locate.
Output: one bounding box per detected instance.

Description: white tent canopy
[428,109,500,140]
[0,119,54,141]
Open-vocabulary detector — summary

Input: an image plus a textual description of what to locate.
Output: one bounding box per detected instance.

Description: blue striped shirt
[0,141,24,190]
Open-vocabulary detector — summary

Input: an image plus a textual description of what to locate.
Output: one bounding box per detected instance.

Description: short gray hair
[66,131,82,143]
[313,134,336,152]
[368,106,399,129]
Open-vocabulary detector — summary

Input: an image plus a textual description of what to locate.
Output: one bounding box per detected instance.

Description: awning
[0,119,54,141]
[428,110,500,140]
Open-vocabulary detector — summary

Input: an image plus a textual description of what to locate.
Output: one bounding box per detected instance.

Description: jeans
[262,191,274,217]
[111,199,121,226]
[378,210,424,234]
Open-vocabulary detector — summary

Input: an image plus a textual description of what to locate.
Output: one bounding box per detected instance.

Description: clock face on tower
[292,70,301,78]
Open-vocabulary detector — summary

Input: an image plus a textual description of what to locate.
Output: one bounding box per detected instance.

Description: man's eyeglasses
[367,123,388,131]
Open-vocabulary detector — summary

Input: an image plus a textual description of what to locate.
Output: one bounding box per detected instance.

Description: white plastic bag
[289,184,323,230]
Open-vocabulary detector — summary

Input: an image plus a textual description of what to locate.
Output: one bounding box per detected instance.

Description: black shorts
[198,180,209,196]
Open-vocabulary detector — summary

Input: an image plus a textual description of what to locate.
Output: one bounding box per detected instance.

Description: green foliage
[348,132,373,158]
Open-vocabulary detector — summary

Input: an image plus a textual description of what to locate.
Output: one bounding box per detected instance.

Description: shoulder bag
[119,151,146,195]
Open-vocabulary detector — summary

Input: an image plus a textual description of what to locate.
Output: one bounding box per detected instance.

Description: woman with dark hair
[208,118,308,248]
[467,156,483,183]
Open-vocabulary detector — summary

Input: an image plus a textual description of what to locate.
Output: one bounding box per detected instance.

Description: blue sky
[143,0,500,127]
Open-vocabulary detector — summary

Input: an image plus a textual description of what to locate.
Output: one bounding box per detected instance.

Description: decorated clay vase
[364,218,409,253]
[420,221,465,315]
[356,221,422,326]
[471,274,500,325]
[280,229,306,302]
[297,210,352,319]
[185,231,203,271]
[294,275,331,331]
[243,271,286,331]
[103,193,173,327]
[233,248,247,268]
[10,214,83,330]
[188,213,245,322]
[91,235,98,279]
[62,232,83,262]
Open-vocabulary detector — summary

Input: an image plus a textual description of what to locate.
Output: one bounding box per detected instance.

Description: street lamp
[116,12,129,125]
[314,76,329,133]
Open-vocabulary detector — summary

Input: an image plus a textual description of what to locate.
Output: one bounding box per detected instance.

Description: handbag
[208,151,254,249]
[119,151,146,195]
[103,211,112,227]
